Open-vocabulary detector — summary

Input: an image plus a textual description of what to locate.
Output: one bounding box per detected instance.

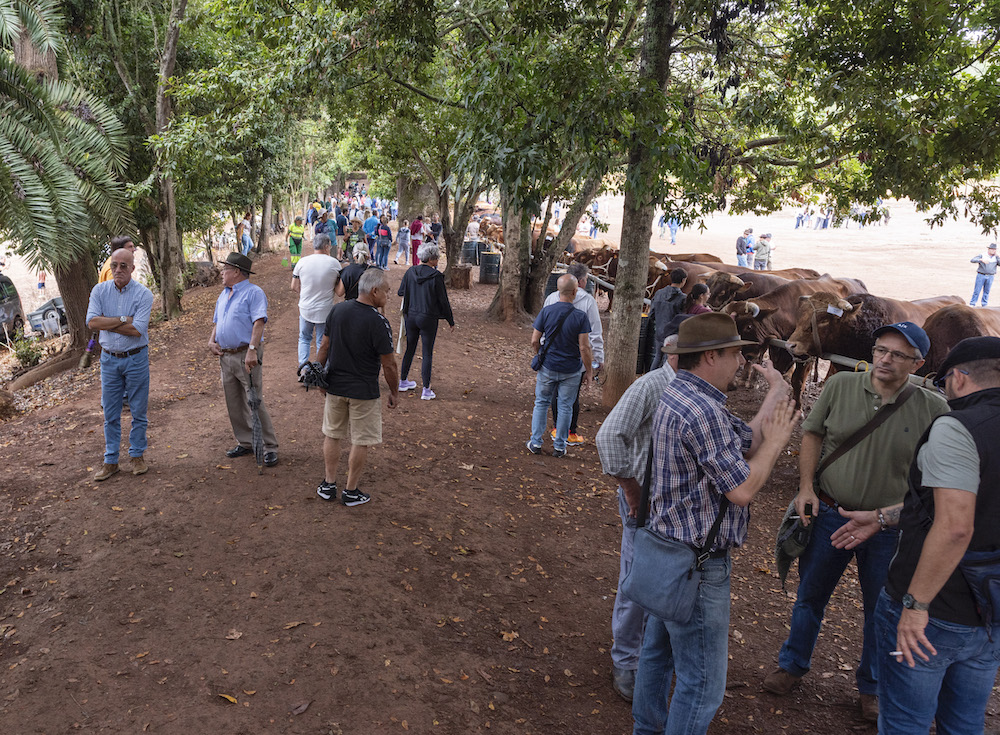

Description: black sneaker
[317,480,338,502]
[553,448,567,458]
[526,440,542,455]
[341,488,371,507]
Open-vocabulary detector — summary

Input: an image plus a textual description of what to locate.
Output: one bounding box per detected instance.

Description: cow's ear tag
[826,305,844,317]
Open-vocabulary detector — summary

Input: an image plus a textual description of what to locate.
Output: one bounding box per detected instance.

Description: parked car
[0,274,25,339]
[28,297,67,336]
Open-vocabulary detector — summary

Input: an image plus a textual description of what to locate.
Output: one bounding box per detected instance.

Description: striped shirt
[647,371,753,550]
[85,278,153,352]
[596,365,675,486]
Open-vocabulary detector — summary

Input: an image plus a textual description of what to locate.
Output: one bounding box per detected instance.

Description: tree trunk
[156,177,183,318]
[261,192,273,252]
[54,255,99,352]
[524,174,603,314]
[602,0,676,407]
[151,0,189,320]
[487,192,530,322]
[443,182,484,287]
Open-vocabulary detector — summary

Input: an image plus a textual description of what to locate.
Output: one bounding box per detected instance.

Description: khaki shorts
[322,394,382,445]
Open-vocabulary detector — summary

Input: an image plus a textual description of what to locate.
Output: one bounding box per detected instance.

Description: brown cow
[785,292,965,363]
[724,276,870,404]
[699,262,823,280]
[918,305,1000,376]
[662,252,724,263]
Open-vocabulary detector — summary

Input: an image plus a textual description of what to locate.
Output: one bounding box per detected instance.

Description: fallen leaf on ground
[283,621,304,630]
[218,694,237,704]
[225,629,242,640]
[289,700,311,715]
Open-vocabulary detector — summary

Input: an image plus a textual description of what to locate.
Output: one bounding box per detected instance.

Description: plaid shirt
[596,365,675,485]
[647,371,753,550]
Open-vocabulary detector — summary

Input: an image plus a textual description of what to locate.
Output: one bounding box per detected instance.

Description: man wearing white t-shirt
[292,234,342,367]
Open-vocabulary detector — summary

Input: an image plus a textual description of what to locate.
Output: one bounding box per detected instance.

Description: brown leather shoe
[94,463,119,482]
[860,694,879,722]
[129,456,148,476]
[762,667,801,695]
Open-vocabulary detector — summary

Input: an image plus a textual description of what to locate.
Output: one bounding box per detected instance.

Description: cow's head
[785,293,858,359]
[708,272,751,309]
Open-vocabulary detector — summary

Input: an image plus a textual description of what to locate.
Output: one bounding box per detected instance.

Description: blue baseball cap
[872,321,930,358]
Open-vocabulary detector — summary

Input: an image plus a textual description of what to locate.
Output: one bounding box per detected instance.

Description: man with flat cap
[632,312,798,735]
[763,321,948,722]
[872,336,1000,733]
[208,252,278,467]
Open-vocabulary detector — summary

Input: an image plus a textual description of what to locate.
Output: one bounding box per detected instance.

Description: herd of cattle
[561,245,1000,399]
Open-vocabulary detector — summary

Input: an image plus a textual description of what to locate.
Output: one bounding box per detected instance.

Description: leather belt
[104,345,147,358]
[219,345,249,355]
[818,489,854,511]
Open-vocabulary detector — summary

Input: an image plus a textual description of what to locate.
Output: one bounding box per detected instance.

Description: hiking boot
[317,480,338,502]
[611,667,636,702]
[860,694,879,722]
[567,433,586,446]
[94,463,119,482]
[399,379,417,391]
[762,667,801,695]
[421,387,436,400]
[526,440,542,455]
[341,488,371,507]
[129,456,148,476]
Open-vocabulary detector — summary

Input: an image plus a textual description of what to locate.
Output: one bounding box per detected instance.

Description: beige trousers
[220,346,278,452]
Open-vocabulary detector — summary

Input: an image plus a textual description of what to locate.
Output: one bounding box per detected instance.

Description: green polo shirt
[802,371,948,510]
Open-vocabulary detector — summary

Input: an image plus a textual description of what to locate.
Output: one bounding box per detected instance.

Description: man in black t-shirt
[315,268,399,506]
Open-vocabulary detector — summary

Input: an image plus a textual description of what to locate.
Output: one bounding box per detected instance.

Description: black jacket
[397,264,455,325]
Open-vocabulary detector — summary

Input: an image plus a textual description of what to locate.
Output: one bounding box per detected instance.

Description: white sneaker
[421,388,436,400]
[399,380,417,391]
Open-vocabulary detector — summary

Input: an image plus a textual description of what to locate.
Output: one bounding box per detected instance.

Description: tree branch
[386,74,465,109]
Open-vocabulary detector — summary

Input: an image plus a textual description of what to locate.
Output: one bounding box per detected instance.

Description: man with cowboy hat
[208,252,279,467]
[632,312,798,735]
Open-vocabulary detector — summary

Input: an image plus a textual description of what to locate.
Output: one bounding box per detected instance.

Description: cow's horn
[798,294,810,301]
[747,302,760,318]
[837,299,853,311]
[730,276,745,288]
[654,260,669,272]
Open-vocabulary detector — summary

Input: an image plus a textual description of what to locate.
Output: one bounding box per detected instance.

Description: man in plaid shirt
[630,312,798,735]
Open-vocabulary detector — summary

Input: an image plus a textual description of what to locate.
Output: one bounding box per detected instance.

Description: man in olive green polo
[762,322,948,722]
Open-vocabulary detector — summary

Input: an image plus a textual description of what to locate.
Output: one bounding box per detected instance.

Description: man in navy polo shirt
[527,274,593,457]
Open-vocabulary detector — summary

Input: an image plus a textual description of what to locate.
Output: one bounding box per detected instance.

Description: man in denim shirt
[86,246,154,481]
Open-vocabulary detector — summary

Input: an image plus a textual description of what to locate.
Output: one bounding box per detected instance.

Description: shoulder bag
[620,438,730,623]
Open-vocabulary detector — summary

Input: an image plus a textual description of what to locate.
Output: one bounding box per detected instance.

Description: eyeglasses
[110,262,131,270]
[933,368,969,393]
[872,345,920,363]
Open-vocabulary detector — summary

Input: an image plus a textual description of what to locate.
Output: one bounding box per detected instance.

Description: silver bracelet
[877,509,888,531]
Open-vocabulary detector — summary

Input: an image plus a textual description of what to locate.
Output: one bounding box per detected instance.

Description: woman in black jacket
[397,243,455,400]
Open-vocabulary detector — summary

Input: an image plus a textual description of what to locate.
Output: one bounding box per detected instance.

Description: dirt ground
[2,206,999,734]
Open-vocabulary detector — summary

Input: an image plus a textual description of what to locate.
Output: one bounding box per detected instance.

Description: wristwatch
[248,345,257,351]
[119,315,128,324]
[901,593,930,612]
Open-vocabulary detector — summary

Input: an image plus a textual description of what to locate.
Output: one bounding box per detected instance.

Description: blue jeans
[529,367,582,451]
[240,232,254,255]
[736,254,748,267]
[876,589,1000,734]
[777,501,899,695]
[395,240,408,263]
[970,272,993,306]
[612,488,646,670]
[375,243,390,269]
[100,348,150,463]
[632,555,731,735]
[298,317,326,366]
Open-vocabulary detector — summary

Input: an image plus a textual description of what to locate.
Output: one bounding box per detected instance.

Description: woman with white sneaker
[396,243,455,400]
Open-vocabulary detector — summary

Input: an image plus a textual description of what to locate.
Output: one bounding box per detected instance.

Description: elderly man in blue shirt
[208,252,279,467]
[86,246,154,481]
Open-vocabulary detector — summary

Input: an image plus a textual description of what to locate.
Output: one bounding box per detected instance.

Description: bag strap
[636,436,731,558]
[535,306,575,365]
[816,382,917,479]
